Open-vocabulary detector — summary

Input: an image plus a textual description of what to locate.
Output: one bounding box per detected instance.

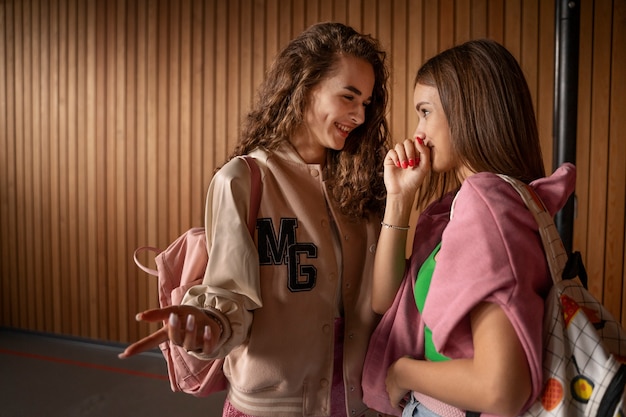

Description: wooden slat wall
[574,0,626,323]
[1,0,624,343]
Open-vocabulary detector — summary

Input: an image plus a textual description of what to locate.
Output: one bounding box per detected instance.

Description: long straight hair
[415,39,546,206]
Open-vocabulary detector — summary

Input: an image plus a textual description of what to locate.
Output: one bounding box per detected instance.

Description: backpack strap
[496,174,568,285]
[239,155,262,235]
[134,246,162,276]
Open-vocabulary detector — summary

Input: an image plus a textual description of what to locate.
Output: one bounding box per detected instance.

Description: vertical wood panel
[190,0,205,225]
[0,1,8,324]
[362,0,377,34]
[13,0,26,331]
[471,0,488,39]
[181,0,193,230]
[388,0,407,143]
[214,0,227,168]
[537,0,554,171]
[67,0,81,335]
[347,0,362,31]
[125,0,139,342]
[85,0,99,339]
[22,0,36,331]
[292,0,304,33]
[108,0,121,340]
[520,0,539,113]
[116,10,128,347]
[306,0,319,27]
[38,0,53,333]
[75,0,89,336]
[487,0,504,41]
[95,0,109,338]
[320,0,333,22]
[503,0,521,57]
[166,0,180,247]
[248,2,266,97]
[34,0,46,330]
[439,0,454,50]
[607,1,626,321]
[333,0,347,22]
[227,1,240,160]
[132,0,148,339]
[587,0,612,301]
[239,0,253,176]
[278,0,293,51]
[30,0,44,331]
[406,0,422,136]
[201,0,217,214]
[145,0,160,335]
[455,0,471,44]
[0,0,624,343]
[423,0,438,59]
[0,3,20,326]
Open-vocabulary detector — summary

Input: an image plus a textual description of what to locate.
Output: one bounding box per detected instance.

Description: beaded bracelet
[381,221,410,231]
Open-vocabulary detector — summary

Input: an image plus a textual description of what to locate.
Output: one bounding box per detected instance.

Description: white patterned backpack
[500,175,626,417]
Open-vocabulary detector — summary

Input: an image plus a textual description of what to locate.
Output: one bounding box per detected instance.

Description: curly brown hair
[227,22,391,219]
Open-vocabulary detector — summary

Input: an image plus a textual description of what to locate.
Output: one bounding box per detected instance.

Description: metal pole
[553,0,580,253]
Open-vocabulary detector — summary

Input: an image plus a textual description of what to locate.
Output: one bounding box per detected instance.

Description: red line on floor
[0,348,168,381]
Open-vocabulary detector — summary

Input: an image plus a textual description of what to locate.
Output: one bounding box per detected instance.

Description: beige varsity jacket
[183,144,381,417]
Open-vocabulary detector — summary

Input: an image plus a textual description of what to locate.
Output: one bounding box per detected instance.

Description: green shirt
[414,242,449,362]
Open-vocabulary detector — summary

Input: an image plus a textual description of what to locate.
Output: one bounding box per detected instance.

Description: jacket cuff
[187,308,232,360]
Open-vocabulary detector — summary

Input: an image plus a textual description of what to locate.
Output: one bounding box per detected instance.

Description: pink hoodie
[362,163,576,416]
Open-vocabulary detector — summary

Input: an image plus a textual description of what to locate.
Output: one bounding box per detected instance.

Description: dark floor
[0,328,226,417]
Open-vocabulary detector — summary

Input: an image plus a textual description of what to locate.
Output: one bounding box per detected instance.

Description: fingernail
[395,160,401,168]
[401,161,408,169]
[169,313,179,327]
[186,315,195,332]
[135,313,143,321]
[203,325,212,341]
[408,159,415,167]
[416,137,424,145]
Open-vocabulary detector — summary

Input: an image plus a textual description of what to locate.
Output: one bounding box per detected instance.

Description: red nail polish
[416,137,424,145]
[402,161,408,169]
[408,159,415,167]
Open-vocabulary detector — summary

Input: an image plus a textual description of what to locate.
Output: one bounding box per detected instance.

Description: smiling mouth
[335,123,352,136]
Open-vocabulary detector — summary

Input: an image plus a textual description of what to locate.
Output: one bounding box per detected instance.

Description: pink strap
[133,246,160,276]
[239,155,262,236]
[412,392,466,417]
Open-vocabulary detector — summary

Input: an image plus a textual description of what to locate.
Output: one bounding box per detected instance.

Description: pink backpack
[133,156,261,397]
